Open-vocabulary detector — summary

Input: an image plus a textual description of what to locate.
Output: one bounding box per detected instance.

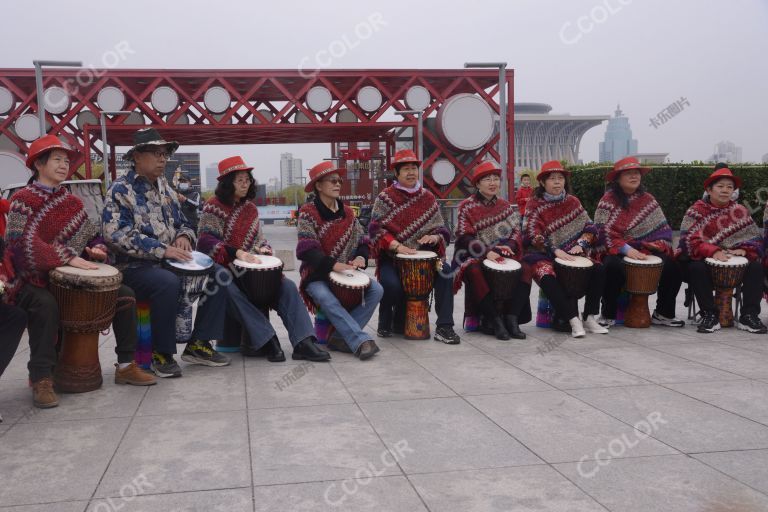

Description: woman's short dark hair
[215,172,255,206]
[533,174,572,199]
[27,150,52,184]
[608,180,645,209]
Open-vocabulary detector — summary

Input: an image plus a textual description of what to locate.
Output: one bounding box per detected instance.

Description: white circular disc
[306,86,332,113]
[405,85,430,111]
[14,114,41,141]
[437,93,494,151]
[430,159,455,186]
[55,262,119,278]
[233,255,283,270]
[356,86,382,112]
[482,258,521,272]
[336,108,358,123]
[705,255,748,267]
[0,151,32,189]
[396,250,438,260]
[43,86,70,115]
[204,86,231,114]
[124,112,145,125]
[294,111,312,124]
[76,111,99,130]
[165,251,213,271]
[624,255,662,265]
[330,269,371,287]
[97,86,126,112]
[555,256,594,268]
[151,86,179,114]
[252,109,274,124]
[213,112,232,124]
[0,87,14,115]
[166,112,190,125]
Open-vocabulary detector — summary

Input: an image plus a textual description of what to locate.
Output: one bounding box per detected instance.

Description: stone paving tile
[571,385,768,453]
[359,397,543,474]
[245,361,353,409]
[409,465,606,512]
[693,449,768,496]
[252,476,428,511]
[652,342,768,379]
[468,391,678,463]
[667,379,768,425]
[556,454,768,512]
[0,502,88,512]
[87,488,253,512]
[0,418,129,506]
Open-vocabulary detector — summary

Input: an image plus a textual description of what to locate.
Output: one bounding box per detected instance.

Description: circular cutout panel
[151,86,179,114]
[43,86,70,114]
[336,108,358,123]
[0,151,32,189]
[405,85,430,111]
[306,86,332,113]
[0,87,14,115]
[436,93,494,151]
[356,86,382,112]
[76,111,99,130]
[252,109,274,124]
[14,114,42,141]
[204,86,231,114]
[430,159,456,186]
[97,86,126,112]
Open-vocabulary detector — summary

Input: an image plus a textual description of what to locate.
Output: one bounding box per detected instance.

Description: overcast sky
[2,0,767,185]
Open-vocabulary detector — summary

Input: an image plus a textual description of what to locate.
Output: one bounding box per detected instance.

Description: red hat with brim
[703,167,741,190]
[25,134,78,170]
[305,161,346,193]
[471,161,502,185]
[605,157,651,183]
[391,149,421,171]
[537,160,571,182]
[217,155,254,181]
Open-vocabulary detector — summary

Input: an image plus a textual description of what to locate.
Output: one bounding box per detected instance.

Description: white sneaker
[569,317,586,338]
[584,315,609,334]
[595,315,615,327]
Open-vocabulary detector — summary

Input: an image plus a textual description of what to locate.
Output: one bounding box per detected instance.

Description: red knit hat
[305,161,346,193]
[217,155,254,181]
[537,160,570,182]
[471,161,501,185]
[605,157,650,183]
[25,134,78,170]
[703,167,741,190]
[391,149,421,171]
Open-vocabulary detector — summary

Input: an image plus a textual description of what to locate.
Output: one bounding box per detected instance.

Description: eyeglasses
[479,176,501,183]
[321,178,344,185]
[140,149,171,159]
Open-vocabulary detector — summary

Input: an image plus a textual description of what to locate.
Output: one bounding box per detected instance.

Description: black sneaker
[651,311,685,327]
[377,328,393,338]
[434,325,461,345]
[181,340,231,367]
[737,314,768,334]
[151,352,182,378]
[697,312,721,334]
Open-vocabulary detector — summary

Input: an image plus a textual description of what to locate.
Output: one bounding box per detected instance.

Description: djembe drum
[481,258,521,302]
[49,263,122,392]
[554,256,594,298]
[232,255,284,309]
[329,269,371,310]
[162,251,215,342]
[395,250,439,340]
[706,255,748,327]
[623,255,664,328]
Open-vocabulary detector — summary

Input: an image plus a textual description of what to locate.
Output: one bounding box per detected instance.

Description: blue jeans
[227,277,315,348]
[305,279,383,352]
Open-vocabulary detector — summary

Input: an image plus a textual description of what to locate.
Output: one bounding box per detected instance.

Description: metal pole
[100,110,132,189]
[32,60,82,137]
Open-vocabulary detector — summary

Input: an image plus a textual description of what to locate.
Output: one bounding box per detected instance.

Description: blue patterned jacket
[102,169,196,268]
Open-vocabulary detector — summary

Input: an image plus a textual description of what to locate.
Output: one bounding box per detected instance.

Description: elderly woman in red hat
[197,156,330,362]
[522,160,608,337]
[677,166,766,333]
[594,157,684,327]
[296,161,383,360]
[453,161,530,340]
[368,149,460,344]
[5,135,155,409]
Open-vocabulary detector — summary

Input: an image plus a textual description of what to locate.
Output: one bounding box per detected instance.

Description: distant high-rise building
[266,177,280,195]
[599,105,638,163]
[280,153,304,189]
[204,163,218,192]
[707,141,742,164]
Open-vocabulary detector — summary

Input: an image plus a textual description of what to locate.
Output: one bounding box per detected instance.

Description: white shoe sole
[180,354,231,367]
[736,322,767,334]
[697,324,721,334]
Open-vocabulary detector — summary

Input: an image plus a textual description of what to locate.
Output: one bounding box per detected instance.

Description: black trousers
[682,259,763,317]
[16,283,137,382]
[602,254,682,320]
[539,262,606,321]
[0,303,26,379]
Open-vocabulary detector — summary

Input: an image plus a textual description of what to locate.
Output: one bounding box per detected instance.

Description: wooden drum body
[329,269,371,310]
[49,263,121,393]
[481,258,521,303]
[706,255,748,327]
[554,256,594,299]
[395,251,438,340]
[233,255,284,309]
[623,255,663,328]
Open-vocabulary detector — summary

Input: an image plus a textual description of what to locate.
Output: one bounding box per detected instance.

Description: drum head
[624,255,662,265]
[396,250,438,260]
[53,263,119,278]
[330,269,371,287]
[555,256,594,268]
[705,255,748,267]
[233,255,283,270]
[166,251,213,271]
[482,258,521,272]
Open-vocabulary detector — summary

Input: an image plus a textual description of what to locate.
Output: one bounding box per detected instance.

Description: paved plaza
[2,225,768,511]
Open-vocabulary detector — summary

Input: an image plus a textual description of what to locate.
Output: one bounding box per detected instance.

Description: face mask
[179,183,190,191]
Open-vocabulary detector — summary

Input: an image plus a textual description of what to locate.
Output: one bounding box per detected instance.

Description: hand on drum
[236,249,261,264]
[390,240,417,255]
[725,248,746,257]
[625,248,647,260]
[164,245,193,262]
[554,248,576,261]
[348,256,365,269]
[84,246,108,262]
[567,245,584,256]
[68,256,99,271]
[333,262,356,272]
[258,246,273,256]
[173,236,193,251]
[417,234,442,246]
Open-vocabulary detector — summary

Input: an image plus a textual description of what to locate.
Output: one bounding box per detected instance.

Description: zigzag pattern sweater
[197,198,271,266]
[678,199,762,261]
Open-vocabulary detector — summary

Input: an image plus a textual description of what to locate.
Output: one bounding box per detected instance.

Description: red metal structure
[0,68,514,198]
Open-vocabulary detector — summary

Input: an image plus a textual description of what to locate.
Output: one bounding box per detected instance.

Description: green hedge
[567,164,768,229]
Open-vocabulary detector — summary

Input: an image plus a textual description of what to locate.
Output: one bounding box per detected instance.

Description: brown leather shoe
[355,340,380,361]
[32,377,59,409]
[115,362,157,386]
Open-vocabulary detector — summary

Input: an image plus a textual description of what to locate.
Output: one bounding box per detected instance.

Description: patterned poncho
[593,190,673,258]
[197,197,271,266]
[296,199,367,311]
[452,193,522,293]
[522,193,597,265]
[678,199,762,261]
[368,185,450,263]
[4,183,97,302]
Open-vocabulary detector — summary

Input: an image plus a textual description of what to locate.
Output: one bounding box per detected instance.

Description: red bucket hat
[391,149,421,171]
[605,157,650,183]
[25,134,78,170]
[217,155,254,181]
[537,160,570,182]
[703,167,741,190]
[471,161,501,185]
[305,161,346,193]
